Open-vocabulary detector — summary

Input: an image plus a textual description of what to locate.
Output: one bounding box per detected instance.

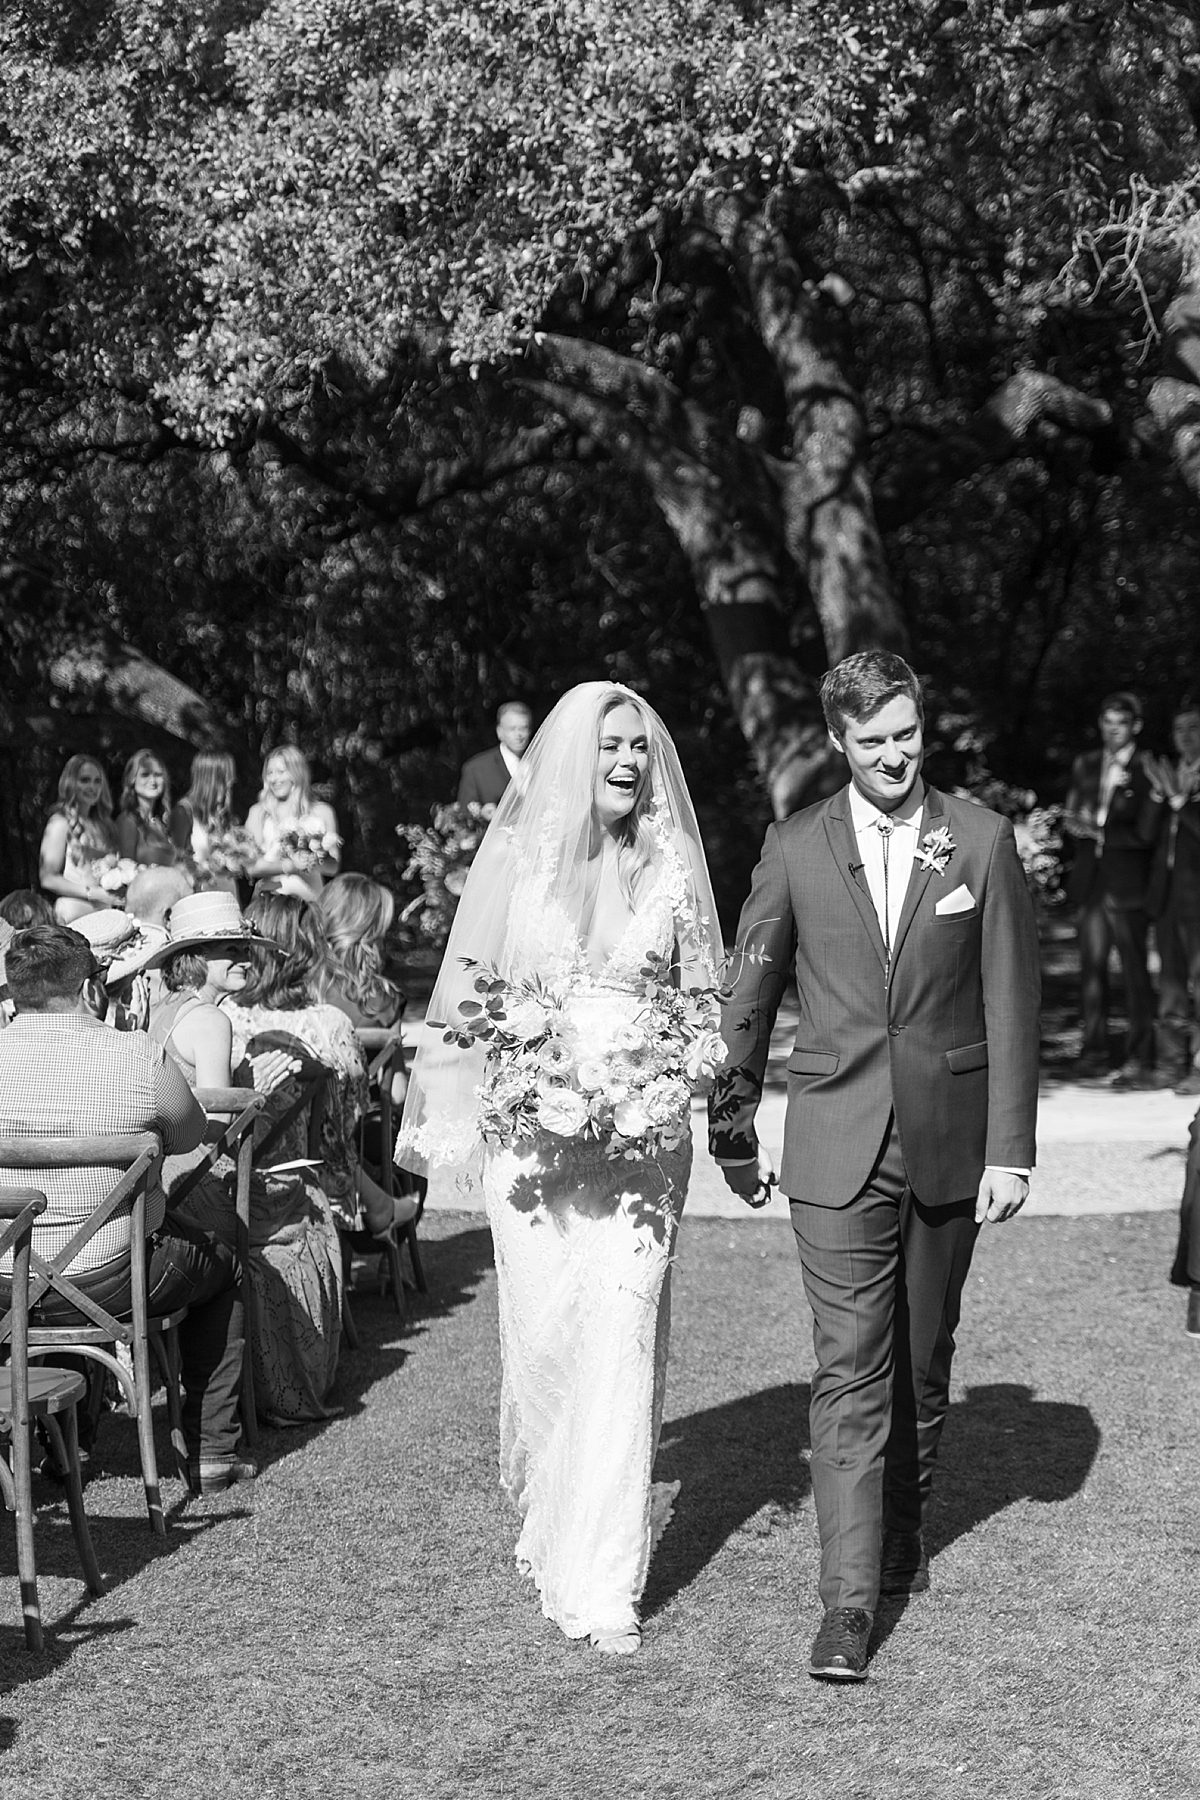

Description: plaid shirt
[0,1011,205,1272]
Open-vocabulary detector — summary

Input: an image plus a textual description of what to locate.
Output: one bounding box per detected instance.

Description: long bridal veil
[396,680,722,1186]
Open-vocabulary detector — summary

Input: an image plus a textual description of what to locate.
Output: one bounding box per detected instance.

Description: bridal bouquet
[90,854,141,900]
[196,824,258,880]
[277,815,340,869]
[398,801,496,947]
[445,953,726,1160]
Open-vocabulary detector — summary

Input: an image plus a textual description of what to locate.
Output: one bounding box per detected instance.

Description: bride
[398,682,723,1654]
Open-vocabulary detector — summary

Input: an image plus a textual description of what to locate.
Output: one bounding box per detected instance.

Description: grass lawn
[1,1206,1198,1800]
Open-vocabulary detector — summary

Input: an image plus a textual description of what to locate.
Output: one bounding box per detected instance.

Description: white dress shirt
[1096,740,1136,827]
[848,779,925,959]
[499,743,529,794]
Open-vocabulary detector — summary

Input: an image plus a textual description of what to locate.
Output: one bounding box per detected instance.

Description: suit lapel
[889,786,943,972]
[822,792,887,973]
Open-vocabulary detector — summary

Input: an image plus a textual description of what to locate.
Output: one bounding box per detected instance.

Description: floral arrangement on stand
[276,815,341,870]
[950,774,1064,905]
[398,801,495,948]
[90,855,141,902]
[443,951,727,1160]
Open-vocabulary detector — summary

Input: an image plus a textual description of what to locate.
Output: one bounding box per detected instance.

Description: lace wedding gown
[483,871,691,1641]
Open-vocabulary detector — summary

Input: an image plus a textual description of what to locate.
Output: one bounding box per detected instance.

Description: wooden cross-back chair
[172,1088,265,1450]
[345,1027,426,1325]
[0,1134,182,1538]
[0,1190,104,1652]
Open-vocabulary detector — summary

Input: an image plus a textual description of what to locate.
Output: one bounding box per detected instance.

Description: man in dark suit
[1062,692,1162,1086]
[457,702,532,807]
[1145,702,1200,1094]
[710,649,1040,1682]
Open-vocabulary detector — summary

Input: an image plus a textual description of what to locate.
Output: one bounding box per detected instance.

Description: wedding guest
[125,865,194,930]
[170,751,240,894]
[245,746,340,901]
[38,754,120,923]
[0,890,54,932]
[1062,692,1162,1086]
[1145,701,1200,1094]
[116,748,180,869]
[314,873,403,1030]
[0,924,251,1493]
[457,701,532,806]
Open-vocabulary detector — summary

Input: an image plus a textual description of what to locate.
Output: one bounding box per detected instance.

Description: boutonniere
[915,825,956,875]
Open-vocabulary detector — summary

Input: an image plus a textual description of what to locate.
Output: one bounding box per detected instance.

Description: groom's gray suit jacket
[709,784,1041,1206]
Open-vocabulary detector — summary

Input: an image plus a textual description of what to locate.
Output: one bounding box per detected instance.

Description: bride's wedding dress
[483,868,690,1642]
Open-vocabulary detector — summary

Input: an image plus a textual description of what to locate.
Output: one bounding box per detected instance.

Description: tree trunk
[528,341,836,817]
[707,196,908,664]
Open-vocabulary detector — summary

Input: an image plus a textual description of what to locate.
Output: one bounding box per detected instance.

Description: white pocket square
[935,884,976,916]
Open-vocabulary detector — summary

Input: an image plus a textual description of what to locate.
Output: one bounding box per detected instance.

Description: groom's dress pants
[790,1116,979,1613]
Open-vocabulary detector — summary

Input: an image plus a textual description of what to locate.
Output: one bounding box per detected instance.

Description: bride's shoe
[589,1624,642,1656]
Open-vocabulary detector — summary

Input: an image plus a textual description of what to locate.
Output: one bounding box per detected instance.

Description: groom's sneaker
[808,1608,872,1682]
[879,1529,930,1596]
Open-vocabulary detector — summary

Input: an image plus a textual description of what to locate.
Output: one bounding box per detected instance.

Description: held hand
[721,1144,778,1209]
[250,1049,301,1096]
[974,1169,1029,1226]
[1143,754,1178,801]
[1061,810,1102,843]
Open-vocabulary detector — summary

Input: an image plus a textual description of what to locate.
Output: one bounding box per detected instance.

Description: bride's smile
[594,703,650,829]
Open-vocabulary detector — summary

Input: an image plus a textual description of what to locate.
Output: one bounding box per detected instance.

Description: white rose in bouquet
[576,1058,609,1092]
[685,1030,728,1085]
[613,1096,651,1139]
[504,997,552,1042]
[536,1086,590,1137]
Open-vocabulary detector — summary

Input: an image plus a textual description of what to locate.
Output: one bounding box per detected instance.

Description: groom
[710,649,1040,1681]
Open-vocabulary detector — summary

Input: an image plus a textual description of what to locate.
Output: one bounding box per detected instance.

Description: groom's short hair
[820,650,923,737]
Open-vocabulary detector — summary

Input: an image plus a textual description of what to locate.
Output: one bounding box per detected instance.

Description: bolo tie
[877,813,894,967]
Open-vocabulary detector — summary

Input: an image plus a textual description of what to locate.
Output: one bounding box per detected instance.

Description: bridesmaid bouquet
[276,815,341,869]
[445,953,726,1160]
[196,824,258,879]
[90,854,141,900]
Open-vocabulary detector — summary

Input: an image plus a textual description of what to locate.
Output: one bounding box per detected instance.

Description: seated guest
[0,924,251,1493]
[314,873,404,1029]
[125,864,194,929]
[458,700,532,805]
[0,890,55,932]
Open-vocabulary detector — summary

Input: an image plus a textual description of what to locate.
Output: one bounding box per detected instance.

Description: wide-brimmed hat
[67,909,138,968]
[142,891,272,971]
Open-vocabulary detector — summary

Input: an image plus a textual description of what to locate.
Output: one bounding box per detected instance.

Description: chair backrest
[0,1191,49,1435]
[0,1135,160,1346]
[172,1088,266,1207]
[355,1027,404,1200]
[254,1070,328,1165]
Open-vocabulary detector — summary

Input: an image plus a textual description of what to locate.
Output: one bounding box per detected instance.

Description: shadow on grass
[643,1381,812,1619]
[247,1223,497,1477]
[0,1507,240,1708]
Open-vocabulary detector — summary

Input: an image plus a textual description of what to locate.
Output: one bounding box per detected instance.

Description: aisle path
[420,997,1193,1220]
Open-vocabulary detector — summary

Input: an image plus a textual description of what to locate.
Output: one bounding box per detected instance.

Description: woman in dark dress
[116,748,179,869]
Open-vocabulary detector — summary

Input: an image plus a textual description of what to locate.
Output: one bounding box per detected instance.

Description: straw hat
[67,909,139,968]
[141,891,272,971]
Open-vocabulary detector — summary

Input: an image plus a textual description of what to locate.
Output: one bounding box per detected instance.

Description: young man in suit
[457,702,532,807]
[1145,702,1200,1094]
[710,649,1040,1682]
[1062,692,1162,1085]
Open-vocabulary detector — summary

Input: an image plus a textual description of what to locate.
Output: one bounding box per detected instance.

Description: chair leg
[386,1239,407,1318]
[45,1410,104,1597]
[341,1286,360,1350]
[10,1418,43,1652]
[404,1220,427,1294]
[132,1333,166,1538]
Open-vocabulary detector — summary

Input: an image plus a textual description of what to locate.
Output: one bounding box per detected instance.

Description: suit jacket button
[888,1024,902,1036]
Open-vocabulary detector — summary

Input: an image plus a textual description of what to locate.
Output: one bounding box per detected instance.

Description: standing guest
[457,701,532,806]
[1062,692,1162,1086]
[0,924,251,1493]
[314,873,403,1029]
[116,748,179,869]
[1145,701,1200,1094]
[245,746,340,901]
[38,754,120,923]
[170,751,240,894]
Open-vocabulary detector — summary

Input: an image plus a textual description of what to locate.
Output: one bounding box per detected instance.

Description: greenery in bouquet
[196,824,258,881]
[444,952,726,1161]
[276,815,341,869]
[90,854,141,901]
[398,802,495,948]
[947,735,1065,905]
